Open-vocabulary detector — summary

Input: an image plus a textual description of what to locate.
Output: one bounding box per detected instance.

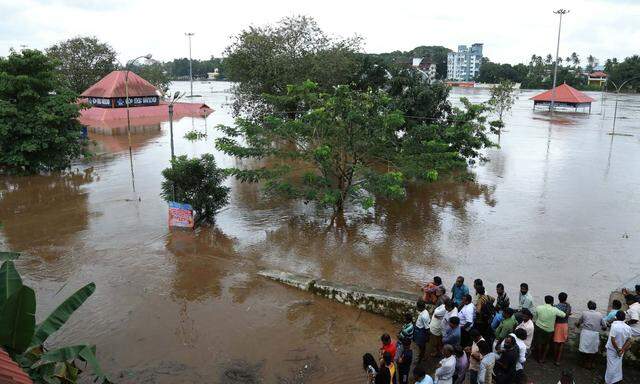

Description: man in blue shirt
[443,316,462,347]
[451,276,469,307]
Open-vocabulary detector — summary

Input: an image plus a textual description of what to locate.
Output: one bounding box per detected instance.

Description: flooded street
[1,81,639,383]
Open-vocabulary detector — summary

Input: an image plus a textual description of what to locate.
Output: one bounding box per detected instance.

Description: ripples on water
[0,82,639,382]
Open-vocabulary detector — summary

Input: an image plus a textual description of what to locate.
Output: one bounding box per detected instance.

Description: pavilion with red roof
[530,83,595,113]
[79,70,212,131]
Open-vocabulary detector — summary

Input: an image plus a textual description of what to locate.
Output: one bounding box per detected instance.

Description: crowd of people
[362,277,640,384]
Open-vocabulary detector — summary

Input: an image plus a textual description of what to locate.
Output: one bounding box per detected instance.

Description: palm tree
[571,52,580,69]
[545,54,553,66]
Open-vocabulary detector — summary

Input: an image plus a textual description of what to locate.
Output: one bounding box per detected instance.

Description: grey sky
[1,0,638,66]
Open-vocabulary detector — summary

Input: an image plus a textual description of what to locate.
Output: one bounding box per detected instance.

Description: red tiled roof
[589,71,607,78]
[78,101,213,129]
[0,348,33,384]
[80,70,159,98]
[530,83,595,103]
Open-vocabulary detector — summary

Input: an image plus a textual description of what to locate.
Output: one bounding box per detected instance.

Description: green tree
[46,36,117,93]
[216,81,494,215]
[0,49,85,174]
[487,80,518,134]
[607,55,640,92]
[160,154,230,225]
[223,15,362,119]
[130,61,171,95]
[0,252,111,383]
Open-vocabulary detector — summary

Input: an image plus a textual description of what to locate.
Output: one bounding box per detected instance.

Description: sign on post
[168,202,194,228]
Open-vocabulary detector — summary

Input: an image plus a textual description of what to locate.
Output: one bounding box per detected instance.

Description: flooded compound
[1,82,639,383]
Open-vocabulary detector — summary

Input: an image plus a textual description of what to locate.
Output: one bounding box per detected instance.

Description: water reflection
[165,228,238,301]
[252,175,495,290]
[0,169,93,268]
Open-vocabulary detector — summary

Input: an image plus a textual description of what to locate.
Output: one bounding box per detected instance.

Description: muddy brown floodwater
[1,82,639,383]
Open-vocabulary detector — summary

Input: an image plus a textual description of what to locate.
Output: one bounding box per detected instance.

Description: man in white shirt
[442,300,459,332]
[515,308,534,351]
[435,344,456,384]
[625,295,640,337]
[458,294,475,347]
[415,300,431,362]
[430,303,447,358]
[605,311,633,384]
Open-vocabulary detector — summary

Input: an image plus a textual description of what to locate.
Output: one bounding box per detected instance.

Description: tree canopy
[606,55,640,92]
[223,15,363,118]
[216,81,495,214]
[46,36,117,93]
[0,49,85,173]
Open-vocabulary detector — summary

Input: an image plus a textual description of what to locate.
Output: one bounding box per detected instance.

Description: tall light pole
[185,32,194,97]
[550,9,569,112]
[123,54,152,192]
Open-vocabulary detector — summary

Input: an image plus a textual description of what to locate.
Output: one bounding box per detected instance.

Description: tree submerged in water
[487,80,518,134]
[0,49,87,174]
[216,81,495,215]
[160,154,230,225]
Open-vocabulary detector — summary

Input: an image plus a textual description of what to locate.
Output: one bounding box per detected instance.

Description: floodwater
[1,82,639,383]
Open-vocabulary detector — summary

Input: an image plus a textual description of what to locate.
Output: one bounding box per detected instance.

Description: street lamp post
[185,32,194,97]
[123,54,152,192]
[550,9,569,112]
[609,77,640,135]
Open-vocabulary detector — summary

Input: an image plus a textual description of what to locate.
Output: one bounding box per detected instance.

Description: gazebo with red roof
[78,70,213,131]
[530,83,595,113]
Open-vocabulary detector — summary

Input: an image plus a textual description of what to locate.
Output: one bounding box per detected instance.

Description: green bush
[160,154,229,224]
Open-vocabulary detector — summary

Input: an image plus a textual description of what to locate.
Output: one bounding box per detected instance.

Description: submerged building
[447,43,483,81]
[78,70,212,132]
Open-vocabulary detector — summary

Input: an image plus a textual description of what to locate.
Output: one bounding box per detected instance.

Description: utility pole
[185,32,194,97]
[550,9,569,112]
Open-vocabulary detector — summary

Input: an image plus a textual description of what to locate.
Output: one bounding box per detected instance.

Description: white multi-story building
[447,43,483,81]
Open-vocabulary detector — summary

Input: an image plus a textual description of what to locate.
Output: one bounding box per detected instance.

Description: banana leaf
[0,251,20,261]
[0,260,23,310]
[0,285,36,353]
[33,344,110,383]
[31,282,96,346]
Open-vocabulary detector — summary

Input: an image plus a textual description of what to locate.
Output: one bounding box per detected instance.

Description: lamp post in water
[123,54,152,193]
[185,32,195,97]
[608,76,640,135]
[167,91,185,161]
[167,91,184,201]
[550,9,569,112]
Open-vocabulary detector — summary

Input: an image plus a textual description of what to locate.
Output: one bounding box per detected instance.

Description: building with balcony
[447,43,483,81]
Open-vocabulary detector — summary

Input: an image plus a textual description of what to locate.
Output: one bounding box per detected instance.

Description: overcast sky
[1,0,638,65]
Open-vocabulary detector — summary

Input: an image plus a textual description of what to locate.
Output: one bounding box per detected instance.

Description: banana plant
[0,252,111,383]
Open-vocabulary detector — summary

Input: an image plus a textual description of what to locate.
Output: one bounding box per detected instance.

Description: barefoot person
[576,300,606,369]
[553,292,572,365]
[605,311,633,384]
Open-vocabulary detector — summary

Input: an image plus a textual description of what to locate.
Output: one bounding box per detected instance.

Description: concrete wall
[259,269,639,364]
